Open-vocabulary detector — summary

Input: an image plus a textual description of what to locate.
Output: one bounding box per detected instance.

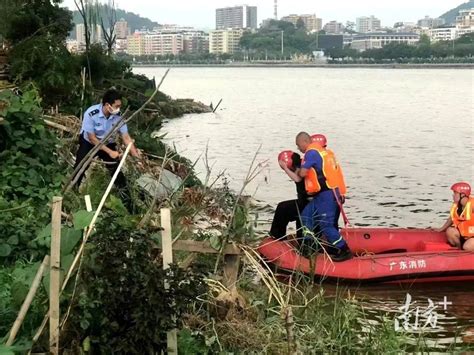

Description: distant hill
[70,4,159,38]
[439,0,474,25]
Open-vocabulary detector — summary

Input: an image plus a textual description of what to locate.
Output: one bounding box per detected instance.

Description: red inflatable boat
[258,229,474,284]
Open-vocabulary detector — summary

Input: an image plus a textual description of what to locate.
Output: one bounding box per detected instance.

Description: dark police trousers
[74,134,127,189]
[270,198,309,241]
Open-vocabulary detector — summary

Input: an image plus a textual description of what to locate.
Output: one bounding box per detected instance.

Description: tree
[456,32,474,44]
[100,0,117,56]
[74,0,99,83]
[5,0,72,44]
[296,18,305,31]
[419,34,431,46]
[5,0,79,106]
[0,0,19,41]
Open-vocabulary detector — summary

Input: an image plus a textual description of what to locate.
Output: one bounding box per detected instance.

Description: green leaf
[61,254,75,276]
[82,336,91,352]
[73,210,94,230]
[0,243,12,257]
[35,223,52,246]
[80,319,90,330]
[11,282,29,308]
[7,235,19,245]
[61,227,82,256]
[0,345,15,355]
[209,235,222,251]
[105,195,128,216]
[12,262,40,285]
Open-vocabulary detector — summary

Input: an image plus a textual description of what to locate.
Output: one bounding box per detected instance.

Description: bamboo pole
[161,208,178,355]
[50,196,62,355]
[31,144,132,346]
[6,255,50,346]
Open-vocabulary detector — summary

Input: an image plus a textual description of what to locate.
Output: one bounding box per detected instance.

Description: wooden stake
[84,194,92,212]
[50,196,62,355]
[6,255,50,346]
[161,208,178,355]
[223,254,240,291]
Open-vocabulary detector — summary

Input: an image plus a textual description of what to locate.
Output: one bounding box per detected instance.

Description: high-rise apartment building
[356,16,381,33]
[216,5,257,30]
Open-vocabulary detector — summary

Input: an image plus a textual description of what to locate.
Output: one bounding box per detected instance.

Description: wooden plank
[223,254,240,290]
[50,196,62,355]
[160,208,177,355]
[173,240,241,255]
[6,255,50,346]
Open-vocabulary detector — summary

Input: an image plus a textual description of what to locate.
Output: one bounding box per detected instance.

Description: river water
[134,67,474,348]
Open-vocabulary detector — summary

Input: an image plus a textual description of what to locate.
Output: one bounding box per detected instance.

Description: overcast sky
[62,0,463,29]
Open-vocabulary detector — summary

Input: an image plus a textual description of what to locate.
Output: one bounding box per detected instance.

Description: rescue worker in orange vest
[435,182,474,251]
[311,133,347,228]
[280,132,352,261]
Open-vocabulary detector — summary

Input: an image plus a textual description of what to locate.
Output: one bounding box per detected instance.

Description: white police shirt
[80,103,128,144]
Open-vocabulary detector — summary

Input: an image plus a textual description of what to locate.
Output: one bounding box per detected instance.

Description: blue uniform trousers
[301,189,347,249]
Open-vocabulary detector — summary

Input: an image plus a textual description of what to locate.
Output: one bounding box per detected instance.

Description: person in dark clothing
[269,152,311,241]
[74,89,140,191]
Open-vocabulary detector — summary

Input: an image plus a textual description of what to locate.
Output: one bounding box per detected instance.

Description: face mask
[108,105,120,115]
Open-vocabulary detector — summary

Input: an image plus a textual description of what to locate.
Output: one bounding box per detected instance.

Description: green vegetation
[240,20,338,59]
[71,3,159,35]
[326,33,474,64]
[0,89,65,262]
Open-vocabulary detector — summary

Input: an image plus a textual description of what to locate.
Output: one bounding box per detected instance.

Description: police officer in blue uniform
[74,89,140,189]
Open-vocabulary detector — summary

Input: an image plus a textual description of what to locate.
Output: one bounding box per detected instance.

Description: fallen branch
[43,119,73,132]
[213,98,223,113]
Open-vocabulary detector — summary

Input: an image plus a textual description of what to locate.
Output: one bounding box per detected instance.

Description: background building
[75,23,102,50]
[351,32,420,51]
[76,23,86,44]
[323,21,344,34]
[456,8,474,37]
[356,16,382,33]
[317,35,344,49]
[115,18,129,39]
[417,16,445,29]
[126,32,146,56]
[393,22,416,33]
[183,31,210,54]
[144,33,184,56]
[281,14,322,32]
[209,29,244,54]
[216,5,257,30]
[429,27,458,41]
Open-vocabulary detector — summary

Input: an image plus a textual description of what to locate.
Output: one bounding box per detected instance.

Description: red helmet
[311,134,327,147]
[451,182,471,196]
[278,151,295,170]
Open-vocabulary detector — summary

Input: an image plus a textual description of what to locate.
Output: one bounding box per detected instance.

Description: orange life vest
[450,198,474,238]
[303,143,347,196]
